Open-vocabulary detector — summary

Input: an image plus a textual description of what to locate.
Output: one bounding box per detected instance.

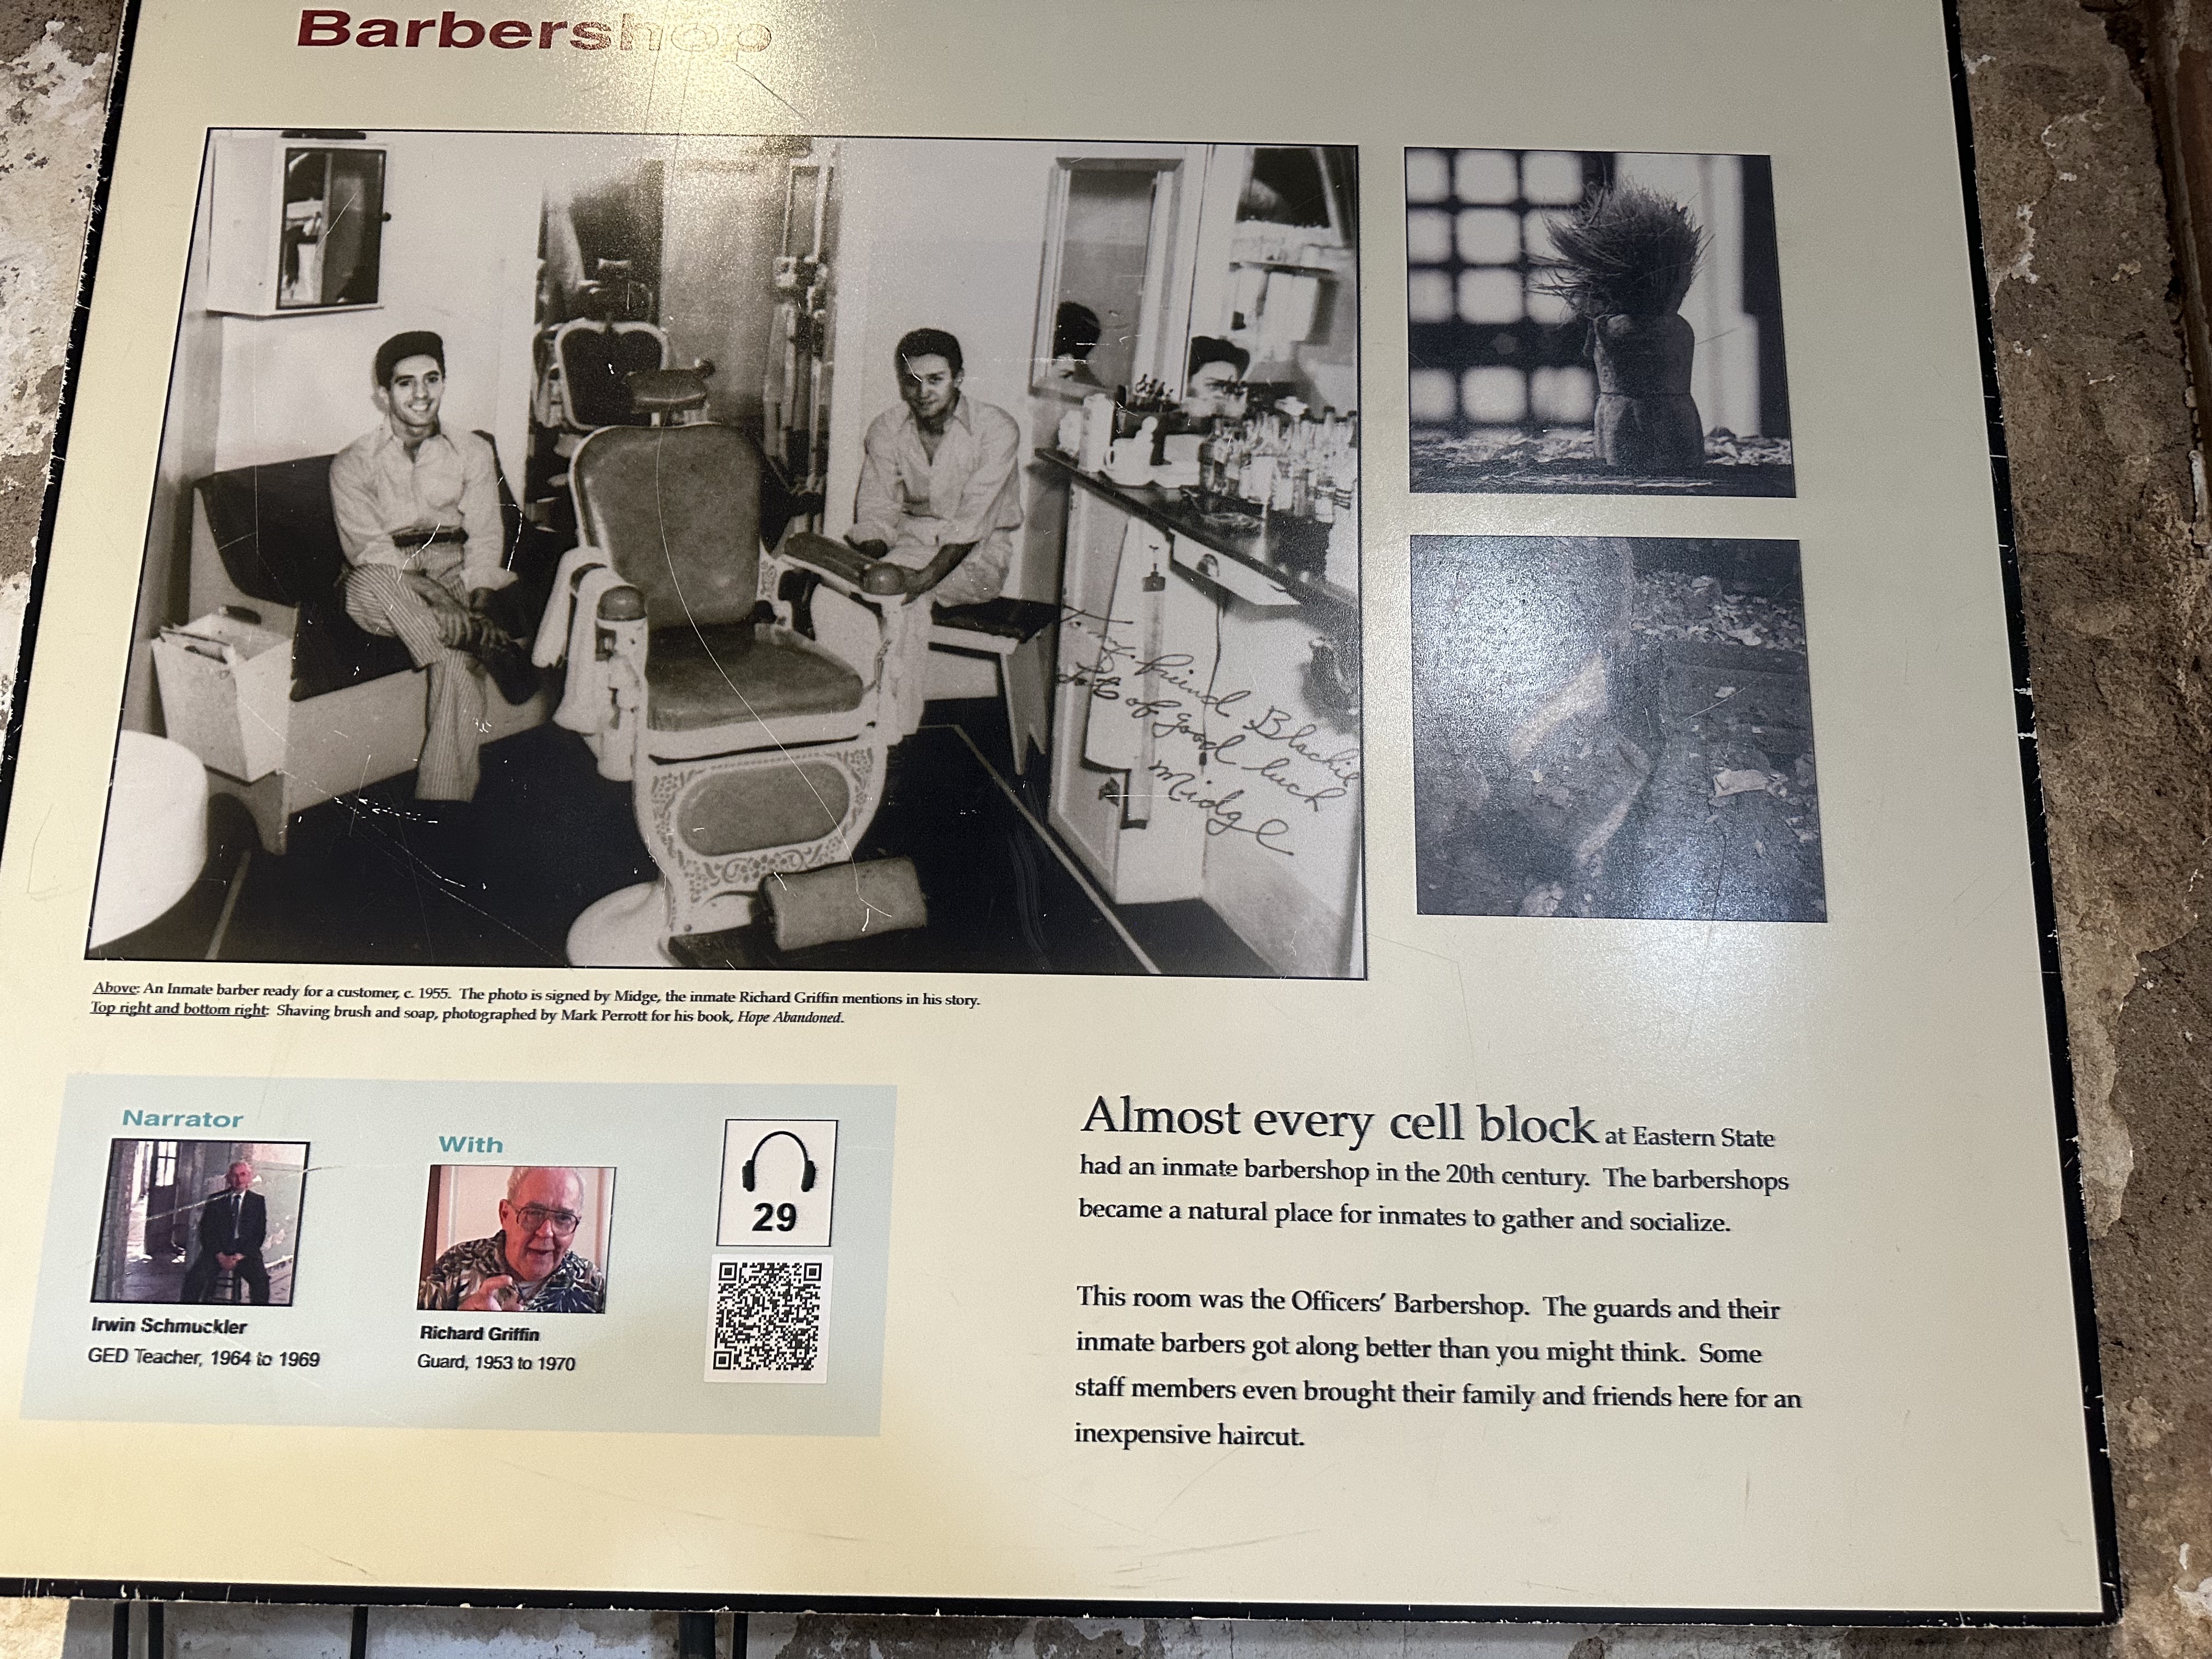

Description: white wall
[207,131,548,478]
[121,130,618,733]
[123,142,224,735]
[1616,152,1756,437]
[824,139,1056,598]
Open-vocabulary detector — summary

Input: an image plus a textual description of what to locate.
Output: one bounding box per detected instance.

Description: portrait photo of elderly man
[418,1165,611,1314]
[180,1159,269,1305]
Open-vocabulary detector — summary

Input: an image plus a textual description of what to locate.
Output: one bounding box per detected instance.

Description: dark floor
[1595,635,1825,921]
[99,1252,295,1307]
[95,698,1272,977]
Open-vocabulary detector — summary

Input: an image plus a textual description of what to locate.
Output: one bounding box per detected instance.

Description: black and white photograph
[1412,536,1824,922]
[1406,148,1792,496]
[88,133,1364,977]
[92,1138,309,1306]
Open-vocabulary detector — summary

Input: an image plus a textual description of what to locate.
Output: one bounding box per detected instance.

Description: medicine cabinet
[205,131,388,317]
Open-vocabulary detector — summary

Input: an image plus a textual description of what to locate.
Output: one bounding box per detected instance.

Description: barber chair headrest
[558,325,664,428]
[627,367,713,415]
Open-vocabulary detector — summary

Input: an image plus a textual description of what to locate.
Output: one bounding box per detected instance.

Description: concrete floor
[2,1,2208,1656]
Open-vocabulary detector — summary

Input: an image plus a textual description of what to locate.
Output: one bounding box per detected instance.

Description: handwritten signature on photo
[1054,605,1361,856]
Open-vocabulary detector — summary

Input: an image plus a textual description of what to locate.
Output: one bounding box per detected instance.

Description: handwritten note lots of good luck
[1057,605,1360,857]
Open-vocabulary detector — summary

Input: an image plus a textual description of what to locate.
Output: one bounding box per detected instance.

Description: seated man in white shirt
[845,327,1023,606]
[843,328,1024,736]
[328,330,535,803]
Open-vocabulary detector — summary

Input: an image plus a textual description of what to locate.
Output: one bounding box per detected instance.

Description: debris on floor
[1416,542,1825,923]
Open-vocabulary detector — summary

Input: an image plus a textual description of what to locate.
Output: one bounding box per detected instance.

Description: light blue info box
[22,1076,893,1436]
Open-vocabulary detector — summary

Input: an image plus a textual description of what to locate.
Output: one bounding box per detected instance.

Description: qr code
[708,1255,831,1384]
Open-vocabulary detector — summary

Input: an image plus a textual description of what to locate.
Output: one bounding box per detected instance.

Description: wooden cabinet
[1048,485,1210,904]
[1042,456,1362,975]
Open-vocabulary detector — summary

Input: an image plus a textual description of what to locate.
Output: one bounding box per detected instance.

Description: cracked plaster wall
[1959,3,2212,1656]
[1,0,2209,1656]
[0,5,105,733]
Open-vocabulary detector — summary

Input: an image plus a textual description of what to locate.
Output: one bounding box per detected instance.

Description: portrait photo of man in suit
[181,1160,270,1305]
[92,1139,307,1306]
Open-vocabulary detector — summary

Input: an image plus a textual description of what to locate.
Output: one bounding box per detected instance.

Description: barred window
[1405,149,1607,440]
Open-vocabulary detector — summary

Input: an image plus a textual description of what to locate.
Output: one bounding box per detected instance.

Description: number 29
[753,1202,799,1232]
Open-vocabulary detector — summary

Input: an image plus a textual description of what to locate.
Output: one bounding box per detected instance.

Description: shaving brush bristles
[1539,185,1706,318]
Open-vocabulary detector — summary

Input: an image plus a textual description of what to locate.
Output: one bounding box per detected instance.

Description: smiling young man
[417,1166,607,1315]
[328,330,535,804]
[845,327,1023,608]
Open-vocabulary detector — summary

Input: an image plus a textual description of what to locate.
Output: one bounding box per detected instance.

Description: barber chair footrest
[759,856,927,953]
[567,880,761,968]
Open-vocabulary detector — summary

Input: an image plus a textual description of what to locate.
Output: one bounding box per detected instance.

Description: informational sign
[0,0,2112,1622]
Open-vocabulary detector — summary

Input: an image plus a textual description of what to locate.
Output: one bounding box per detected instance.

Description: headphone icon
[740,1130,817,1192]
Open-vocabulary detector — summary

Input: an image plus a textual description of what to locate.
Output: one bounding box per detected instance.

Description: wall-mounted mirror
[1032,158,1181,399]
[278,145,386,310]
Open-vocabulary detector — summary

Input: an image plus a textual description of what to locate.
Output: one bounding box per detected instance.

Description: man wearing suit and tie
[182,1160,269,1306]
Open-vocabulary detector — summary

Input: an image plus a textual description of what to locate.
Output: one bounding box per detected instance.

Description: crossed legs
[344,566,490,801]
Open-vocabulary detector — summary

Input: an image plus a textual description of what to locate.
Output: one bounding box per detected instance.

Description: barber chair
[539,422,912,966]
[537,320,714,436]
[532,320,716,540]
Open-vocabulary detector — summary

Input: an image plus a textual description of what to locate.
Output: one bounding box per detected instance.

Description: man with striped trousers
[328,329,535,804]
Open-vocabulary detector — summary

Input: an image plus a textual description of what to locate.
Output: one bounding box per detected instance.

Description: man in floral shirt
[419,1166,607,1313]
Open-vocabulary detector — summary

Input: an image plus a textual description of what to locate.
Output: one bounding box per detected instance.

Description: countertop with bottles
[1034,449,1357,617]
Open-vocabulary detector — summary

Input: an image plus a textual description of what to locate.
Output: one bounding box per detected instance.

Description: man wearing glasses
[419,1166,607,1313]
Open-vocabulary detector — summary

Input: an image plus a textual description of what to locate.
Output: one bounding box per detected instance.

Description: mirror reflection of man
[182,1160,269,1305]
[844,328,1023,608]
[1128,336,1251,433]
[1180,336,1250,427]
[328,330,537,807]
[417,1166,608,1314]
[1047,302,1105,389]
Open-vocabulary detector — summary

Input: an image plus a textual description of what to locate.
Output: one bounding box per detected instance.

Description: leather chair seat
[195,435,545,702]
[645,624,865,731]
